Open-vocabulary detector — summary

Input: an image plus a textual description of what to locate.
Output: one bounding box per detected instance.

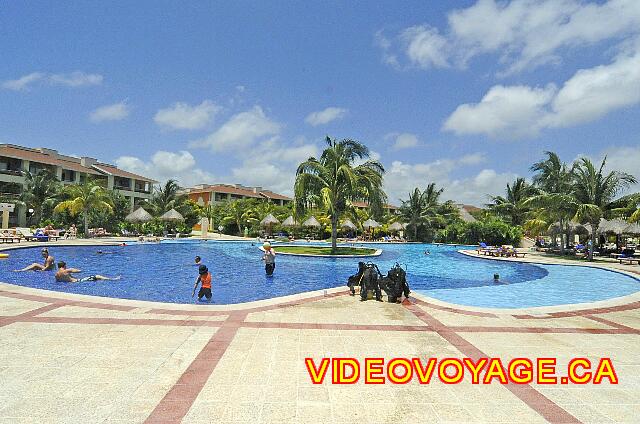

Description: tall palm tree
[143,179,186,216]
[54,178,114,237]
[488,178,537,226]
[531,152,572,193]
[19,170,62,225]
[400,183,445,241]
[527,152,574,252]
[294,136,386,251]
[572,157,636,260]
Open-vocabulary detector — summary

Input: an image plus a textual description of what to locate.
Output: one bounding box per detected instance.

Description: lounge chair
[618,257,640,265]
[16,227,36,241]
[477,242,489,253]
[0,231,20,243]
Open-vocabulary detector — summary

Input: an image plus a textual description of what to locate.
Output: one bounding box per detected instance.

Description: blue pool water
[0,241,638,308]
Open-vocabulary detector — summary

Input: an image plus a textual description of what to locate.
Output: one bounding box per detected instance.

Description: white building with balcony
[0,144,156,226]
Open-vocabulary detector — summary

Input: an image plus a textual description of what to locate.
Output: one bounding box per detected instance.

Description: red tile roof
[187,184,291,201]
[92,164,156,182]
[0,144,156,182]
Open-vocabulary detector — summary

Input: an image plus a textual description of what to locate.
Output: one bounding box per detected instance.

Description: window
[61,169,76,182]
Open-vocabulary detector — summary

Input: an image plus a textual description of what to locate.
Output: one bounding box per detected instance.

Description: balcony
[0,169,24,177]
[114,184,133,191]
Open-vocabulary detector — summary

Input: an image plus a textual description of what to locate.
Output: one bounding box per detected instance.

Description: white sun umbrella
[281,216,297,227]
[160,208,184,222]
[362,218,380,229]
[125,207,153,223]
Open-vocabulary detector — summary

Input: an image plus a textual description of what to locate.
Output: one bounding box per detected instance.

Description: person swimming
[15,248,55,272]
[54,261,121,283]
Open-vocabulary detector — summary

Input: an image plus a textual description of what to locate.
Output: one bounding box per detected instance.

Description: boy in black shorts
[192,265,212,301]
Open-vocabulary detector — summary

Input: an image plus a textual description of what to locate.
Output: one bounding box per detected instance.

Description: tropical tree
[488,178,537,226]
[526,152,575,252]
[294,136,386,251]
[399,183,449,241]
[571,157,636,260]
[54,178,114,237]
[19,170,62,225]
[143,179,186,216]
[221,199,257,235]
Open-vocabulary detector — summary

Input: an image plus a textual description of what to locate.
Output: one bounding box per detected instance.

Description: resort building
[0,144,156,226]
[186,184,292,206]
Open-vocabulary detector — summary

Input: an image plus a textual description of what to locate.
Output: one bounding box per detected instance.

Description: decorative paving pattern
[1,282,639,423]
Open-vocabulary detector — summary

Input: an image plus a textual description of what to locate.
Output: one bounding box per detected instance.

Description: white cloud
[49,71,103,87]
[378,0,640,75]
[190,106,281,152]
[546,50,640,127]
[444,84,557,139]
[385,132,420,150]
[154,100,221,130]
[227,137,321,197]
[305,107,348,126]
[444,41,640,139]
[1,72,45,90]
[2,71,103,91]
[115,150,215,187]
[384,155,515,206]
[399,25,449,69]
[89,102,130,122]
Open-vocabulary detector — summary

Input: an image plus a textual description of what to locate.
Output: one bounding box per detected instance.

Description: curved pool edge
[457,249,640,282]
[1,240,639,315]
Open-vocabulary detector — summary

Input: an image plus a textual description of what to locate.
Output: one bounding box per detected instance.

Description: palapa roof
[341,219,356,229]
[125,207,153,223]
[260,213,280,226]
[362,218,380,229]
[281,216,297,227]
[160,208,184,221]
[302,216,321,227]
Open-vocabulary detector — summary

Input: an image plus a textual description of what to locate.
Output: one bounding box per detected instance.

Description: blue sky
[2,0,639,205]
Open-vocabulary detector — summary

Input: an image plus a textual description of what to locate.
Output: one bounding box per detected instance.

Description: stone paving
[0,243,639,423]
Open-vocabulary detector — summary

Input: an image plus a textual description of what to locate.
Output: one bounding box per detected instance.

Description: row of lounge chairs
[477,243,527,258]
[0,228,62,243]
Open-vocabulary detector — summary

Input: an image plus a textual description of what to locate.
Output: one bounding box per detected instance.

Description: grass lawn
[275,245,377,256]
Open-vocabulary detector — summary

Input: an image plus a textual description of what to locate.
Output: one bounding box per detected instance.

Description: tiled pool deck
[1,240,639,423]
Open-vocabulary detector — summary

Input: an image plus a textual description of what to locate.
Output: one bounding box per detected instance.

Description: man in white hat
[262,242,276,276]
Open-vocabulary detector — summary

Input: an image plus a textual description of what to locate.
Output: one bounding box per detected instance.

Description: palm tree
[488,178,537,226]
[54,178,114,237]
[531,152,572,193]
[19,170,62,225]
[400,183,446,241]
[143,179,186,216]
[526,152,575,252]
[294,136,386,251]
[572,157,636,260]
[221,199,258,235]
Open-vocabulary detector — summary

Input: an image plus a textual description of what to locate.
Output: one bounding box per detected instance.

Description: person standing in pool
[55,261,120,283]
[194,256,202,265]
[15,248,55,272]
[262,242,276,276]
[192,264,212,301]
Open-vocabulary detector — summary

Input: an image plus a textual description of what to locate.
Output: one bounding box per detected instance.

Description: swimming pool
[1,241,638,308]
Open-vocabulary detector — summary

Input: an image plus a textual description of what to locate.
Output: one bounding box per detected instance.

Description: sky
[1,0,639,206]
